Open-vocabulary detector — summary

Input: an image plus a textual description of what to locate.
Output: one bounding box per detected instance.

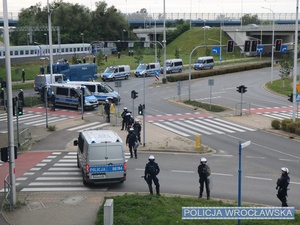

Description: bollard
[104,199,114,225]
[195,134,201,149]
[110,103,115,114]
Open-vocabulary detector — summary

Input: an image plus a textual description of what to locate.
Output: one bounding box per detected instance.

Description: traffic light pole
[16,98,20,147]
[240,92,243,116]
[143,73,146,147]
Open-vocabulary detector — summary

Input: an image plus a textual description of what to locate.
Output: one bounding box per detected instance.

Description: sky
[1,0,299,18]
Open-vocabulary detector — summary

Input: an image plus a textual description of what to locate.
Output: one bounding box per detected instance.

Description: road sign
[241,140,251,148]
[281,45,288,53]
[296,94,300,103]
[208,79,214,86]
[212,46,220,54]
[115,80,122,88]
[256,45,264,53]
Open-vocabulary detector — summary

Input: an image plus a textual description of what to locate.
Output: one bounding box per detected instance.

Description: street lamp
[163,0,166,80]
[44,33,48,45]
[262,6,275,84]
[47,0,54,84]
[80,33,84,43]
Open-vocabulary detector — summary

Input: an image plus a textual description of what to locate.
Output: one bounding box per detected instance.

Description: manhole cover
[61,196,87,205]
[27,201,46,211]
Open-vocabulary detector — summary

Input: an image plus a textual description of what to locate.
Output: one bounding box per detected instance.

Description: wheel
[112,77,116,81]
[179,69,182,73]
[125,75,128,80]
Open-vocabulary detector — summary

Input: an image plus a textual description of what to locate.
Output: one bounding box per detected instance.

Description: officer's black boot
[134,150,137,159]
[148,185,153,195]
[156,186,160,196]
[198,189,202,198]
[129,149,133,158]
[207,191,210,200]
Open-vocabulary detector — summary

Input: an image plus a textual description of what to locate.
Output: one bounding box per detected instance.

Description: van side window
[119,67,124,72]
[146,65,150,70]
[86,85,95,92]
[150,64,155,69]
[98,85,108,93]
[114,69,118,73]
[207,59,214,63]
[78,135,84,153]
[57,87,68,96]
[70,89,78,98]
[174,61,183,66]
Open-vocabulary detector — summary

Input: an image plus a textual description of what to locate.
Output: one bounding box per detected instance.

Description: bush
[166,62,271,82]
[271,120,281,130]
[281,119,292,131]
[286,122,297,133]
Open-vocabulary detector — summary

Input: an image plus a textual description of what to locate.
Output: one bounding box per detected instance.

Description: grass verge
[95,194,299,225]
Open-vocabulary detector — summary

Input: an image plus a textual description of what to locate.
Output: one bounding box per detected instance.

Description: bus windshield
[83,87,92,96]
[196,59,204,63]
[103,83,114,92]
[166,62,173,67]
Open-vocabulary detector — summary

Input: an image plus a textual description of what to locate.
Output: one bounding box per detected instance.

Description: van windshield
[83,88,92,96]
[137,64,146,70]
[102,83,114,92]
[104,67,115,73]
[166,62,173,67]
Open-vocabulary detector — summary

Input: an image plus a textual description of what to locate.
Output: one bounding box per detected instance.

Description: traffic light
[288,93,293,102]
[251,40,258,52]
[18,106,23,115]
[131,90,138,99]
[1,81,6,88]
[138,104,143,115]
[227,40,234,53]
[237,85,247,93]
[244,40,251,52]
[0,146,17,162]
[275,39,282,52]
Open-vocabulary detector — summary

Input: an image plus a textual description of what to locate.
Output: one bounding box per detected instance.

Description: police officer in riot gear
[276,167,290,207]
[121,107,128,130]
[198,157,211,200]
[144,155,160,195]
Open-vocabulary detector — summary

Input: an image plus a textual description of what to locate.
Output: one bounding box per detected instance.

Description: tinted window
[86,84,95,92]
[119,67,125,72]
[174,61,182,66]
[70,89,78,98]
[56,87,68,96]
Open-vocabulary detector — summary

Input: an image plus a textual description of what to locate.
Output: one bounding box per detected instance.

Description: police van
[66,81,121,104]
[134,62,160,77]
[47,83,98,110]
[34,74,66,92]
[101,65,130,81]
[194,56,214,70]
[160,59,183,74]
[74,129,126,185]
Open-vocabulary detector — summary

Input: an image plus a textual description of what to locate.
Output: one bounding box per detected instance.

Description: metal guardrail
[4,174,11,211]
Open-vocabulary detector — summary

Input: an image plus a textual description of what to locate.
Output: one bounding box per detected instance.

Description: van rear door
[88,143,125,181]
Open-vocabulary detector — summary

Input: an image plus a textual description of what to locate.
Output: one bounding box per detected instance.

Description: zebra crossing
[256,111,299,120]
[1,151,131,192]
[67,122,110,132]
[0,112,74,133]
[149,116,256,137]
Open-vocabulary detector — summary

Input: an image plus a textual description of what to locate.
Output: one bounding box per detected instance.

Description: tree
[174,47,180,59]
[241,14,260,25]
[134,48,144,65]
[279,53,294,88]
[96,51,105,71]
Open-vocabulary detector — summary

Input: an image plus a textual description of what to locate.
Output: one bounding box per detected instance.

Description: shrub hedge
[166,62,271,82]
[271,119,300,135]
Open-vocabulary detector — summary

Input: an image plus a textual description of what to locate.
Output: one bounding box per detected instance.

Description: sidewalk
[0,108,292,225]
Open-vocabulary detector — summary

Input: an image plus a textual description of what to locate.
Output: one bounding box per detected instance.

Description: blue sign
[89,164,124,173]
[281,45,288,53]
[296,93,300,102]
[182,207,295,220]
[257,45,264,53]
[212,46,220,54]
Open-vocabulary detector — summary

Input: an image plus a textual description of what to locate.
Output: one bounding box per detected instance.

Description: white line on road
[211,173,234,177]
[21,187,94,192]
[36,177,81,180]
[245,176,272,181]
[246,156,266,159]
[279,158,299,162]
[171,170,195,173]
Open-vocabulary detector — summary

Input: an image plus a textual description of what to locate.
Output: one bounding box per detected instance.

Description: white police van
[74,129,126,185]
[34,74,66,92]
[101,65,130,81]
[47,83,98,110]
[66,81,121,104]
[134,62,160,77]
[160,59,183,74]
[194,56,214,70]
